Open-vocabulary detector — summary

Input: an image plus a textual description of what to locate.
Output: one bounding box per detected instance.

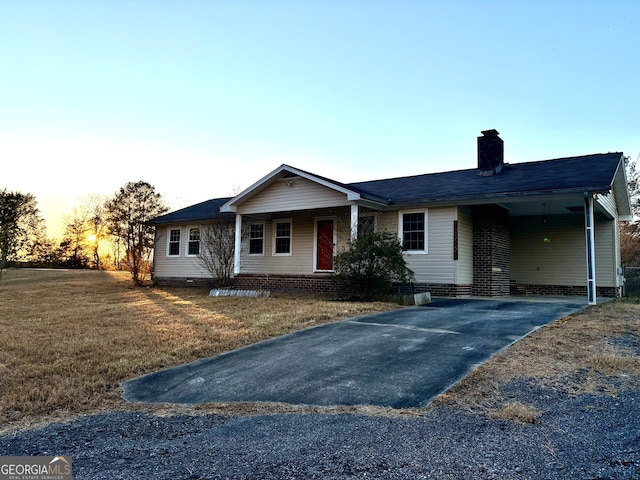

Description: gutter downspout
[584,192,596,305]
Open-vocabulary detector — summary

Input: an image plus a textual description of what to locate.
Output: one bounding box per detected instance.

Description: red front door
[316,220,334,271]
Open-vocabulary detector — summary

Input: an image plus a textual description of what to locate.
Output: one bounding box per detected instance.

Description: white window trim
[248,222,265,256]
[272,218,293,256]
[398,209,428,254]
[313,216,337,272]
[186,226,201,257]
[167,227,181,257]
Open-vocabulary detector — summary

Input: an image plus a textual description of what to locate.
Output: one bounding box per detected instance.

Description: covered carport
[505,179,631,304]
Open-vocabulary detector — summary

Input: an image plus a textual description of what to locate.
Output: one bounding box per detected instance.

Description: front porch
[230,195,621,303]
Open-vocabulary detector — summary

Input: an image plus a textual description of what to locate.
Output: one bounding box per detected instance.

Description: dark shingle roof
[348,153,623,205]
[148,197,234,225]
[151,153,624,224]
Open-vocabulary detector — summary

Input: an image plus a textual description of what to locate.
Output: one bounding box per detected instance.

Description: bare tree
[81,195,108,269]
[62,207,90,268]
[621,222,640,265]
[198,220,237,287]
[621,155,640,266]
[106,181,168,285]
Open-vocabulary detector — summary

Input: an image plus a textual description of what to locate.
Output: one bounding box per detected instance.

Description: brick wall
[237,275,476,299]
[473,205,510,296]
[395,283,472,297]
[511,283,618,298]
[234,274,345,298]
[155,274,473,298]
[153,276,213,288]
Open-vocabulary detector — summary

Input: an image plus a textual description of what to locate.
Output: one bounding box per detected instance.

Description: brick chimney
[477,129,504,176]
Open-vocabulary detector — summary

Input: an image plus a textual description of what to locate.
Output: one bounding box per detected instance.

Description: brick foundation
[473,205,510,296]
[234,274,345,298]
[153,276,213,288]
[511,283,619,298]
[395,283,473,297]
[154,274,474,298]
[236,275,476,299]
[155,274,619,299]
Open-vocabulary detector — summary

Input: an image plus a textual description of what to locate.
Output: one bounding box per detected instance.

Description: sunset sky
[2,1,639,238]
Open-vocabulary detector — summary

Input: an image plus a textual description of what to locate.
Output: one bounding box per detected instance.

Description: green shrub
[334,231,414,301]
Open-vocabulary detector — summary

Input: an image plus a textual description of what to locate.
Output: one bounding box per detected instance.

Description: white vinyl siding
[154,226,209,278]
[596,192,622,287]
[595,219,617,287]
[596,191,618,219]
[595,192,622,286]
[455,206,474,284]
[510,214,616,287]
[376,210,398,233]
[377,207,458,284]
[237,177,350,215]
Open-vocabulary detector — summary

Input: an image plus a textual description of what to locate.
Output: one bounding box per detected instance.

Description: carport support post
[234,214,242,275]
[584,192,596,305]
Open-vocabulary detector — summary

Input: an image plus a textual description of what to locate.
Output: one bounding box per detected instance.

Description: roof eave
[148,215,233,226]
[387,186,615,208]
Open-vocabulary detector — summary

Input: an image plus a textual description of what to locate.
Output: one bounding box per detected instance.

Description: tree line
[0,181,168,284]
[621,155,640,266]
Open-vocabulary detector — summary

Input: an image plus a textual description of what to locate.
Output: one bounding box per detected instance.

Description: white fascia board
[220,164,361,212]
[220,204,237,213]
[612,155,633,219]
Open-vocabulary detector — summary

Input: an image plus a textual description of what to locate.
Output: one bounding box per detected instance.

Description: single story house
[150,130,632,304]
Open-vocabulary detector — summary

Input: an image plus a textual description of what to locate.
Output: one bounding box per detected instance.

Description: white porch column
[234,214,242,275]
[584,193,596,305]
[350,204,359,242]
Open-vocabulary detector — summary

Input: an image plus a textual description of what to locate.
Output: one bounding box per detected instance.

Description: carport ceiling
[497,193,593,217]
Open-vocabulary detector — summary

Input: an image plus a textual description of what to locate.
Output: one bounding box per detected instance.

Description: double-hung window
[399,210,427,253]
[188,228,200,256]
[249,223,264,255]
[273,220,292,255]
[168,228,181,256]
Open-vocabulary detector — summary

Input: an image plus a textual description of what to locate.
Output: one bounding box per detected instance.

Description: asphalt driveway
[121,297,585,409]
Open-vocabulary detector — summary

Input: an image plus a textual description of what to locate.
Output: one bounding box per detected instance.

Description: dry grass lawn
[1,269,639,432]
[434,298,640,422]
[0,269,398,431]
